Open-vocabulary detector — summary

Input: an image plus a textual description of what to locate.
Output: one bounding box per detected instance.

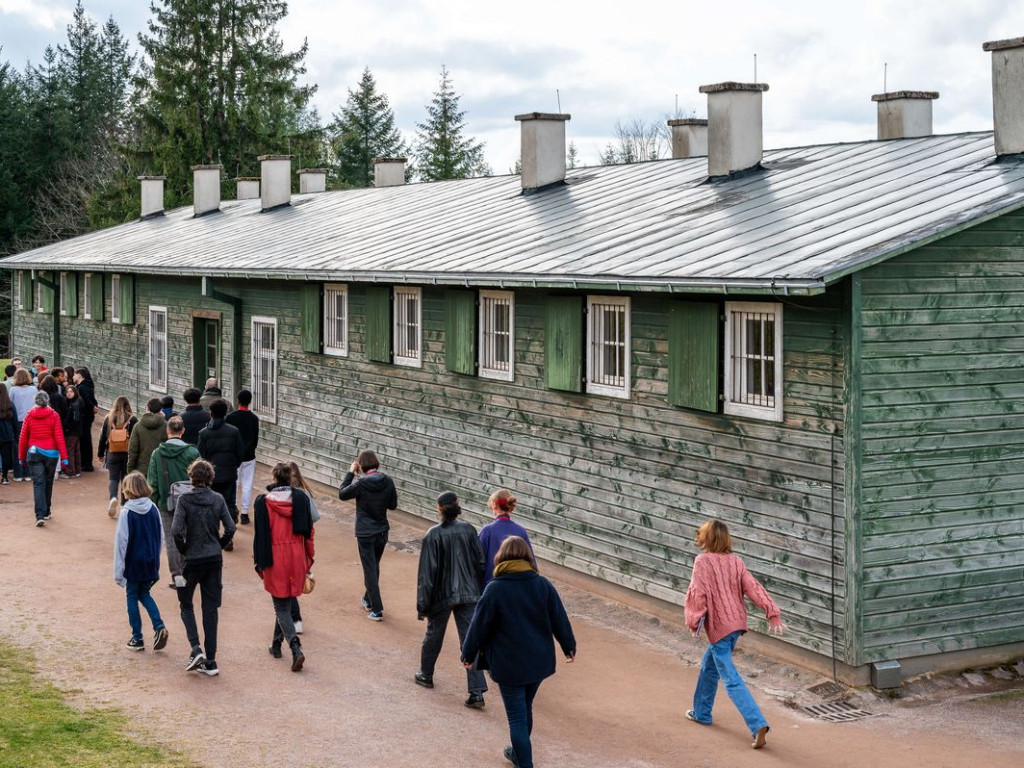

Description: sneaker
[200,660,219,676]
[360,596,371,611]
[43,513,51,521]
[293,620,303,635]
[240,514,250,525]
[173,575,187,588]
[223,539,234,552]
[367,611,384,622]
[752,725,768,750]
[74,473,81,478]
[126,638,145,652]
[686,710,711,725]
[153,627,169,651]
[185,649,206,672]
[465,692,485,709]
[269,642,282,659]
[2,477,9,485]
[107,497,119,518]
[503,746,519,766]
[35,519,44,527]
[414,672,434,689]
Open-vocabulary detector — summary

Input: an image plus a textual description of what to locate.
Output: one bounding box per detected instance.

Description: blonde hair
[696,519,733,554]
[489,488,517,515]
[121,472,152,500]
[287,462,311,493]
[109,396,133,429]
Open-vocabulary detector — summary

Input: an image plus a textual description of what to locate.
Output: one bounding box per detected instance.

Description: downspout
[201,277,243,393]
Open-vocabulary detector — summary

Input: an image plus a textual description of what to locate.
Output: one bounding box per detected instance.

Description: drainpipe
[201,277,243,393]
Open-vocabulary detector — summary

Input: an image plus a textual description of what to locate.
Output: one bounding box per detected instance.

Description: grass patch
[0,640,197,767]
[975,688,1024,703]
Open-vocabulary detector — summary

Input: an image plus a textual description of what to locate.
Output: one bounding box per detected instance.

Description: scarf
[252,486,313,570]
[493,558,536,579]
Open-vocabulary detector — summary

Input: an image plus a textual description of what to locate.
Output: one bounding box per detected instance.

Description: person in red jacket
[253,462,314,672]
[19,391,69,526]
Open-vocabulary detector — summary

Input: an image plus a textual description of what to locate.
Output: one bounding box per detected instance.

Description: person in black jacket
[180,388,210,446]
[73,367,99,472]
[415,491,488,708]
[197,399,243,534]
[224,389,259,525]
[461,535,576,768]
[339,449,397,621]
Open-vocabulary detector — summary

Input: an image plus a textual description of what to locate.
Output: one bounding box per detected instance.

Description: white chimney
[668,118,709,158]
[138,175,165,219]
[373,157,407,188]
[983,36,1024,156]
[698,82,769,177]
[298,168,328,194]
[235,177,260,200]
[515,112,570,191]
[258,154,292,210]
[871,91,939,139]
[192,164,222,216]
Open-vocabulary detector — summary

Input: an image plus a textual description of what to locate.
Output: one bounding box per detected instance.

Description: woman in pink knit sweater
[684,519,786,750]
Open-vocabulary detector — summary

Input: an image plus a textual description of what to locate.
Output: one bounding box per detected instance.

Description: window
[251,316,278,422]
[479,291,514,381]
[111,275,121,323]
[724,302,783,421]
[324,284,348,356]
[16,272,26,311]
[83,273,93,319]
[59,273,69,315]
[35,279,44,313]
[586,296,630,399]
[149,306,168,392]
[393,286,421,367]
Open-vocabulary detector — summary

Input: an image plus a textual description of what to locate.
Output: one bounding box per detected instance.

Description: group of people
[14,361,788,766]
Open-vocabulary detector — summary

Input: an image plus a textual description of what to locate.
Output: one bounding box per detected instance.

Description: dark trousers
[211,480,239,522]
[28,454,58,520]
[12,422,24,479]
[64,435,81,476]
[272,596,300,646]
[421,603,487,694]
[357,532,387,613]
[80,417,95,470]
[177,561,222,661]
[498,681,542,768]
[0,441,13,479]
[106,453,128,501]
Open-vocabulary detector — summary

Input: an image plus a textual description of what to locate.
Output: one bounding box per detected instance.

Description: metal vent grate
[802,702,874,722]
[807,681,845,697]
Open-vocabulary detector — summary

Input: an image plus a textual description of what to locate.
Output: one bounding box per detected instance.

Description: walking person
[285,462,322,633]
[198,378,224,411]
[160,395,178,421]
[415,491,488,708]
[113,472,169,653]
[253,463,314,672]
[147,416,200,589]
[479,489,535,588]
[18,391,70,526]
[339,449,397,622]
[73,367,99,472]
[98,397,137,518]
[0,385,16,484]
[180,388,209,445]
[171,459,235,676]
[461,536,576,768]
[127,398,168,478]
[684,519,786,750]
[197,399,243,533]
[10,368,37,481]
[225,389,259,525]
[62,384,84,478]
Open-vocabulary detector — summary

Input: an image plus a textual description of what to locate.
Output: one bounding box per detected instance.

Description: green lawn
[0,640,197,767]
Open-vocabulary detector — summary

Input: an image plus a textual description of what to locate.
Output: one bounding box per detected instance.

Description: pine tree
[329,67,407,188]
[414,66,488,181]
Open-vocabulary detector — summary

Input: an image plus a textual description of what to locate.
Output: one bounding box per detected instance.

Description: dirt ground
[1,462,1022,768]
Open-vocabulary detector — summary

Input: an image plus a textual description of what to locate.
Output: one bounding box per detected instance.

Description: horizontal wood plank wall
[858,211,1024,662]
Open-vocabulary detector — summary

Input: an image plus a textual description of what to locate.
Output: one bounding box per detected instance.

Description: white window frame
[59,272,69,316]
[251,316,278,423]
[148,306,168,392]
[586,295,631,399]
[35,278,44,313]
[16,272,25,311]
[83,272,93,319]
[479,290,514,382]
[393,286,422,368]
[724,301,784,422]
[323,283,349,357]
[111,274,121,324]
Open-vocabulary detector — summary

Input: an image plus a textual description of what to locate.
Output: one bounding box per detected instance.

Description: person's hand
[461,661,474,669]
[768,618,787,636]
[93,406,99,414]
[349,460,360,474]
[61,459,68,467]
[565,653,576,663]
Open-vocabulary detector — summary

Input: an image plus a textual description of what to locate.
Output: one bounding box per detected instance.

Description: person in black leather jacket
[338,449,397,620]
[414,491,488,707]
[197,399,243,526]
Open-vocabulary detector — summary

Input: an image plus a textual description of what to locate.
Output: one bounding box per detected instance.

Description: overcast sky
[2,0,1023,173]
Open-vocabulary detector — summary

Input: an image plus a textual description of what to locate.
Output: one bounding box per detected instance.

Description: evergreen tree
[329,67,407,188]
[414,66,488,181]
[0,56,34,254]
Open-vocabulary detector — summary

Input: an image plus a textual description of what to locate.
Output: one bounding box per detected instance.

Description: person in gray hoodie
[171,458,235,677]
[147,416,200,588]
[127,398,167,477]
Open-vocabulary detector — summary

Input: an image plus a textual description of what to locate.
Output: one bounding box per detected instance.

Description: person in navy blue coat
[461,535,576,768]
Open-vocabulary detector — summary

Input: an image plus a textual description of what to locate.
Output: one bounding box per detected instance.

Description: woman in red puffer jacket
[19,390,68,526]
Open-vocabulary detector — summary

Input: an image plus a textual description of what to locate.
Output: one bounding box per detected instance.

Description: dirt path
[1,466,1022,768]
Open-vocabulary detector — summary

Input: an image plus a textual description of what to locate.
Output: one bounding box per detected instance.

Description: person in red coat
[253,462,314,672]
[19,391,68,526]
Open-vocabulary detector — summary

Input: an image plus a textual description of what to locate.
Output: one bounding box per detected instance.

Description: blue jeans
[28,454,58,520]
[692,630,768,737]
[498,681,542,768]
[126,580,165,642]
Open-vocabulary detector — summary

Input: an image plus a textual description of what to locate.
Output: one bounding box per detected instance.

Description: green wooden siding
[668,301,720,411]
[445,290,476,374]
[544,295,583,392]
[63,272,78,317]
[300,283,323,354]
[89,273,104,321]
[19,271,32,311]
[856,209,1024,662]
[365,285,391,363]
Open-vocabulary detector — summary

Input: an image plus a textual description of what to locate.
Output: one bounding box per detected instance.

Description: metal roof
[6,132,1024,295]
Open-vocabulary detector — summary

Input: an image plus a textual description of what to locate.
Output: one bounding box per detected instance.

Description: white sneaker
[107,497,119,518]
[294,621,303,635]
[173,575,187,588]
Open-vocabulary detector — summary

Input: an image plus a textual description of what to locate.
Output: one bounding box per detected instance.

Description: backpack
[108,424,129,452]
[167,480,194,513]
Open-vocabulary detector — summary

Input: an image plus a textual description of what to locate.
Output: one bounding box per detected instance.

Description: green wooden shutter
[300,283,323,353]
[39,272,54,314]
[64,273,78,317]
[20,271,32,311]
[119,274,135,325]
[365,285,392,363]
[668,302,720,412]
[90,273,104,321]
[445,290,476,374]
[544,294,584,392]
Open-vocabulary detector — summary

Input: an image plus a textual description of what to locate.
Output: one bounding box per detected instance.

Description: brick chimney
[668,118,709,158]
[235,177,260,200]
[298,168,328,193]
[871,91,939,139]
[258,154,292,210]
[138,176,165,219]
[192,164,222,216]
[515,112,571,191]
[983,36,1024,156]
[373,157,407,188]
[698,82,769,177]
